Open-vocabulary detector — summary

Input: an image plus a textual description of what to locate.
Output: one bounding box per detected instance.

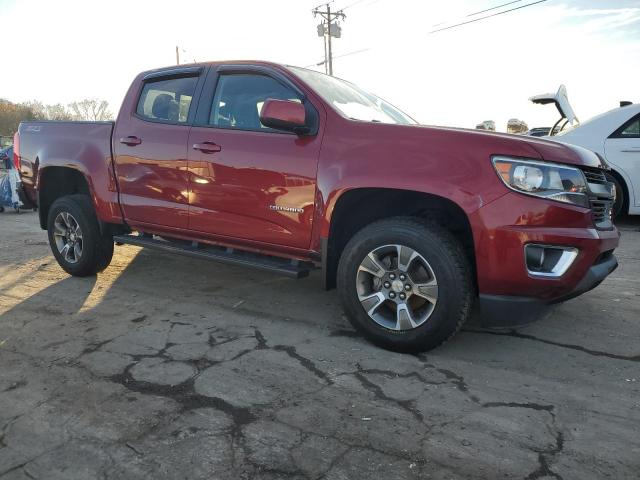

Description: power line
[339,0,368,11]
[430,0,550,34]
[432,0,525,28]
[339,0,382,12]
[304,48,372,68]
[465,0,525,17]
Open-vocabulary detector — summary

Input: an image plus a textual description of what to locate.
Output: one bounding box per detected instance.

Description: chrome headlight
[492,157,589,208]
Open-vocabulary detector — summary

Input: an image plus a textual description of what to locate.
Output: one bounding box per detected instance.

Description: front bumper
[479,251,618,327]
[471,191,620,327]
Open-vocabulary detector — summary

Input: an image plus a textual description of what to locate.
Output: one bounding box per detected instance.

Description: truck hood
[409,124,604,169]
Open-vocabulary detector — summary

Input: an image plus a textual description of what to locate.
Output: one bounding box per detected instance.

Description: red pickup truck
[16,61,619,352]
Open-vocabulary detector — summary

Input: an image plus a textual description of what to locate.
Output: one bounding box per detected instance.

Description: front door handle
[193,142,222,154]
[120,136,142,146]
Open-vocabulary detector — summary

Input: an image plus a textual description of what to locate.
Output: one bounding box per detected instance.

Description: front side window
[209,74,301,131]
[136,76,198,123]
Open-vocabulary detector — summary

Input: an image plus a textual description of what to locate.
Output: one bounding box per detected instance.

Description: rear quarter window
[610,113,640,139]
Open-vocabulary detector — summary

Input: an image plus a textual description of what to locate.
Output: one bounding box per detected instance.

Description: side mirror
[260,99,309,135]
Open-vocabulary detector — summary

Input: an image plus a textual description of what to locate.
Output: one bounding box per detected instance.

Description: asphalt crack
[436,368,480,403]
[482,400,564,479]
[1,379,27,393]
[464,328,640,362]
[353,364,424,423]
[526,431,565,480]
[274,345,333,385]
[483,401,554,412]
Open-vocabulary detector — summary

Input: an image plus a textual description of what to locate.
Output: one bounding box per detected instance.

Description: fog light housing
[525,244,578,278]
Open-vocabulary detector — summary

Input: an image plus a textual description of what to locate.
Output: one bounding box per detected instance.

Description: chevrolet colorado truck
[16,61,619,352]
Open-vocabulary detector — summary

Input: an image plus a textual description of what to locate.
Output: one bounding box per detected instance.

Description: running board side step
[113,234,313,279]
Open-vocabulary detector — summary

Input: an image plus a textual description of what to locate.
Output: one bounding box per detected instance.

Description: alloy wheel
[52,211,83,264]
[356,244,438,331]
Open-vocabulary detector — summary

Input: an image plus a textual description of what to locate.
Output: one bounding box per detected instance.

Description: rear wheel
[337,217,474,353]
[47,194,114,276]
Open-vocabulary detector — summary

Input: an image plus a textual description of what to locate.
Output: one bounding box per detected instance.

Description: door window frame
[132,66,206,127]
[193,65,319,136]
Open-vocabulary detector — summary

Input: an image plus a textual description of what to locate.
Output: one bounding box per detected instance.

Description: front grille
[580,167,614,230]
[583,170,607,184]
[590,199,609,225]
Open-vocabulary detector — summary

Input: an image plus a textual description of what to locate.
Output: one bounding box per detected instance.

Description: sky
[1,0,639,131]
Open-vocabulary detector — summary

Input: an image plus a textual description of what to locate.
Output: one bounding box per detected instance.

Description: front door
[605,113,640,207]
[113,72,201,229]
[187,68,323,249]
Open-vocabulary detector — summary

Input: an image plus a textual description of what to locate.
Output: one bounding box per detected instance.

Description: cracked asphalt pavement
[1,212,639,479]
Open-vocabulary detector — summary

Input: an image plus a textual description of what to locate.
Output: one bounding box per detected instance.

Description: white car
[531,86,640,217]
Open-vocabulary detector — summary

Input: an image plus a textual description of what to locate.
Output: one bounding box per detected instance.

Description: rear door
[112,67,204,229]
[186,66,323,249]
[605,113,640,207]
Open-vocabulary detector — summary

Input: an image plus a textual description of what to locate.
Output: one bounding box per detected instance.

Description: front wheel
[47,194,114,277]
[605,173,626,219]
[337,218,474,353]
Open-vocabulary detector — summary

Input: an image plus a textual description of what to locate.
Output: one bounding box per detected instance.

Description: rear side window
[620,118,640,137]
[209,74,301,131]
[136,76,198,124]
[611,114,640,138]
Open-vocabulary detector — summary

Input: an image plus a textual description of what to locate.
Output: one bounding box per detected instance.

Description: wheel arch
[322,187,476,290]
[38,165,93,230]
[607,168,631,215]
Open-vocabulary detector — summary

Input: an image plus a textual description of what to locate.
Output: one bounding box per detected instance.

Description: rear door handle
[621,148,640,153]
[193,142,222,154]
[119,136,142,146]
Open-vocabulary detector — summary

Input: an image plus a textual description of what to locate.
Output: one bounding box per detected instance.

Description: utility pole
[313,3,345,76]
[176,46,180,65]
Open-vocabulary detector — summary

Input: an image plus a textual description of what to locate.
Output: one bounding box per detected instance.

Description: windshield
[288,67,417,125]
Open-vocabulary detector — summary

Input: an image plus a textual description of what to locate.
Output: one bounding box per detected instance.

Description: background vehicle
[0,144,37,212]
[526,127,561,137]
[0,146,22,212]
[15,61,619,352]
[553,105,640,218]
[506,118,528,134]
[531,86,639,217]
[0,146,12,169]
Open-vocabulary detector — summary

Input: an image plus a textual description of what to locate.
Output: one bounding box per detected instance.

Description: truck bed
[17,120,115,208]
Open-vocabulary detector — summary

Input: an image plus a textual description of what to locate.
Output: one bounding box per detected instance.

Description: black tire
[337,217,474,353]
[47,194,114,277]
[605,172,626,219]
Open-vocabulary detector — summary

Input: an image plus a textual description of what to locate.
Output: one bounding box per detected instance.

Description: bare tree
[0,98,114,136]
[68,99,113,121]
[22,100,73,121]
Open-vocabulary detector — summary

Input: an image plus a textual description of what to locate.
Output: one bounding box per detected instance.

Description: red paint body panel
[470,192,619,299]
[17,60,619,306]
[17,121,121,223]
[112,72,191,229]
[187,126,321,249]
